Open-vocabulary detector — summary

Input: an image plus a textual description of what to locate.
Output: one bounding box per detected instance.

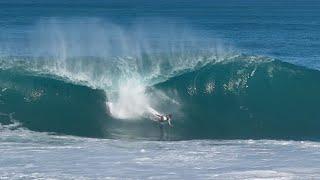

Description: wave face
[154,57,320,140]
[1,55,320,140]
[0,68,109,137]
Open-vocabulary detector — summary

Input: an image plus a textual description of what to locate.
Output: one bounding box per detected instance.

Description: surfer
[146,106,173,127]
[154,114,173,127]
[154,114,173,140]
[146,107,173,140]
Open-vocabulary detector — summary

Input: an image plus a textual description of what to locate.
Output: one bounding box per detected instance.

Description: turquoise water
[1,0,320,178]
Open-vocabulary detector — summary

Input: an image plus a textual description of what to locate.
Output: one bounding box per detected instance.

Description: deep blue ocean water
[1,0,320,67]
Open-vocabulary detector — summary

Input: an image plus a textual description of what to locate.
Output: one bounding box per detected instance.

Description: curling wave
[0,55,320,140]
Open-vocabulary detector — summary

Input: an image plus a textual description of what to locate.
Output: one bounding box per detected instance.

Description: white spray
[4,18,236,120]
[106,79,158,120]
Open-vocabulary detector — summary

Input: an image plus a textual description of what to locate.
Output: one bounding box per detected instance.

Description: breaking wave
[1,55,320,140]
[1,19,320,140]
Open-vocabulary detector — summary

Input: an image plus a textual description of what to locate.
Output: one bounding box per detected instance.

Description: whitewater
[1,126,320,179]
[1,0,320,179]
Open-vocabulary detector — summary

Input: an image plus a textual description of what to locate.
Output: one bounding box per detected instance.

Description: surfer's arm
[168,119,173,127]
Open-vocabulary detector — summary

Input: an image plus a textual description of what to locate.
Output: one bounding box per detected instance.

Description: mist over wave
[1,18,235,121]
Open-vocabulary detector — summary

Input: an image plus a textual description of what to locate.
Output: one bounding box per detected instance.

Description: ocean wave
[0,54,319,140]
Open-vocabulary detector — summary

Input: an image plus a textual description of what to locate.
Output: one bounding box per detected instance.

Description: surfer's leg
[159,123,164,140]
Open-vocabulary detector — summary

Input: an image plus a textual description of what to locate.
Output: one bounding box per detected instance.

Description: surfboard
[147,106,161,116]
